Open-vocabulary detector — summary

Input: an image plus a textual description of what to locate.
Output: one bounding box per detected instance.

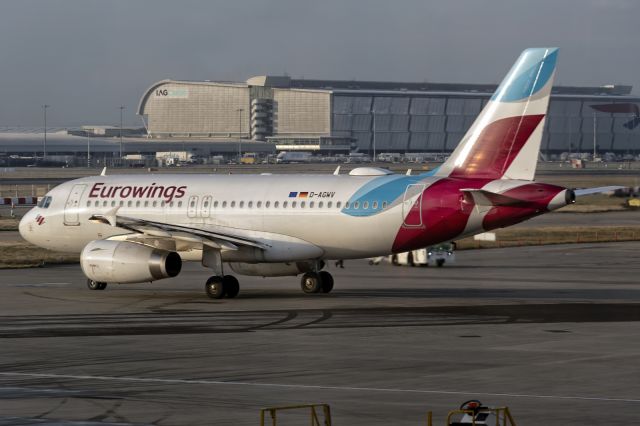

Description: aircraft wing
[88,212,269,251]
[574,186,625,197]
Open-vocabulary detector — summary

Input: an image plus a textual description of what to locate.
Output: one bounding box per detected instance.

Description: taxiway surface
[1,242,640,425]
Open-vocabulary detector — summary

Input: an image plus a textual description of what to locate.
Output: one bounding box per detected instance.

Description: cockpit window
[37,196,52,208]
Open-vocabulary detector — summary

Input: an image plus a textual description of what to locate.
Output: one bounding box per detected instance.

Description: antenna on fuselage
[100,167,107,176]
[333,166,341,175]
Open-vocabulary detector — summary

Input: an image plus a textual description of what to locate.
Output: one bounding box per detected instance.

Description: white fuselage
[20,172,441,261]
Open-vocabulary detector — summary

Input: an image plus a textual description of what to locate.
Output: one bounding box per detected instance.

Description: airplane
[19,48,619,299]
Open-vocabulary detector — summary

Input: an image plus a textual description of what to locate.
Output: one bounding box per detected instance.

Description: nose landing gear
[87,279,107,290]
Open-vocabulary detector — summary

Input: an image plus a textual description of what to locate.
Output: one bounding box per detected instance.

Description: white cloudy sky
[0,0,638,126]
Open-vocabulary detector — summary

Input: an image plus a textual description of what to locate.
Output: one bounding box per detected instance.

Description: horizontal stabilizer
[460,189,530,207]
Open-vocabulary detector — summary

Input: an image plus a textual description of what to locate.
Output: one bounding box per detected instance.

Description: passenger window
[309,201,314,208]
[373,201,378,209]
[300,201,305,208]
[354,202,360,209]
[283,201,288,208]
[231,201,236,208]
[265,201,270,208]
[248,201,253,208]
[382,201,388,209]
[161,201,165,207]
[222,201,227,208]
[204,200,209,208]
[178,201,182,208]
[257,201,262,208]
[102,201,107,207]
[94,200,99,207]
[169,201,173,207]
[127,201,132,207]
[240,201,244,208]
[292,201,297,208]
[190,200,195,208]
[336,201,342,208]
[144,201,149,207]
[344,202,350,209]
[363,201,369,209]
[86,201,91,207]
[328,201,332,208]
[274,201,279,208]
[318,201,323,208]
[214,201,219,208]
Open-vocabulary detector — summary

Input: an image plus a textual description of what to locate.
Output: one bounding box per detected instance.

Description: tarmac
[1,242,640,425]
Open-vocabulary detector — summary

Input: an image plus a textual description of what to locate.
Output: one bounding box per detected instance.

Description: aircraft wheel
[407,252,415,267]
[223,275,240,298]
[319,271,334,293]
[87,279,106,290]
[391,254,399,265]
[205,276,226,299]
[300,272,322,294]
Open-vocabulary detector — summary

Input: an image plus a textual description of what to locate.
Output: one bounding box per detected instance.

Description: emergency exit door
[64,184,86,226]
[402,184,425,227]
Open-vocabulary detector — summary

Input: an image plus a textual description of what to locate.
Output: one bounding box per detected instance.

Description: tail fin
[436,48,558,181]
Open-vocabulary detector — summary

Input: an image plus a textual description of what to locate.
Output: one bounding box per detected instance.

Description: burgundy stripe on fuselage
[450,114,545,179]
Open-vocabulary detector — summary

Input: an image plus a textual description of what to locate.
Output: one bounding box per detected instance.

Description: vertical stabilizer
[436,48,558,181]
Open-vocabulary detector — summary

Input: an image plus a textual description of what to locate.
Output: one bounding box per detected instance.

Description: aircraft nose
[19,210,35,243]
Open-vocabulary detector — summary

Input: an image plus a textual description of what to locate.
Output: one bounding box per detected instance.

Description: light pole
[593,112,597,160]
[87,129,91,168]
[42,104,49,160]
[119,105,125,160]
[372,111,376,163]
[236,108,244,162]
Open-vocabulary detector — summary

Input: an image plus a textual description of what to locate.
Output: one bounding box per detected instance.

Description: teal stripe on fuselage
[342,167,439,217]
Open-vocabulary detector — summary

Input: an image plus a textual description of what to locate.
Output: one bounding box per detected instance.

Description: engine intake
[81,240,182,283]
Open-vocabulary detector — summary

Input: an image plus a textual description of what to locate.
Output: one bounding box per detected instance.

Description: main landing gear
[87,279,107,290]
[205,275,240,299]
[300,271,334,294]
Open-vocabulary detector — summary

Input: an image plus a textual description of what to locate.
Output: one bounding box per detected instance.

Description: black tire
[300,272,322,294]
[391,254,399,265]
[319,271,334,293]
[87,279,106,290]
[407,252,415,267]
[205,276,226,299]
[436,259,445,267]
[223,275,240,298]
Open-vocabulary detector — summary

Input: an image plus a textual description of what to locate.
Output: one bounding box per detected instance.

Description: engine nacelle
[80,240,182,283]
[229,261,318,277]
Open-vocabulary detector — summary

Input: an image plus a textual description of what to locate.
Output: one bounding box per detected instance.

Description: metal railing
[260,404,331,426]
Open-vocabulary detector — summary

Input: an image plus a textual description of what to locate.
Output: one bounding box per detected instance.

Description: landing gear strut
[205,275,240,299]
[87,279,107,290]
[300,271,334,294]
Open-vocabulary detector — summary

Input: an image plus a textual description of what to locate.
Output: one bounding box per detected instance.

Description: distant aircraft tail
[436,48,558,181]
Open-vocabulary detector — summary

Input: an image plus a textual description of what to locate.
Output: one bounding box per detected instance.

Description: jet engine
[229,261,319,277]
[80,240,182,283]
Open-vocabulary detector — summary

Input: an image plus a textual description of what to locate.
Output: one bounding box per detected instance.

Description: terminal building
[137,76,640,156]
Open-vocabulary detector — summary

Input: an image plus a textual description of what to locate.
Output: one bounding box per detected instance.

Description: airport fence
[457,226,640,249]
[0,184,53,198]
